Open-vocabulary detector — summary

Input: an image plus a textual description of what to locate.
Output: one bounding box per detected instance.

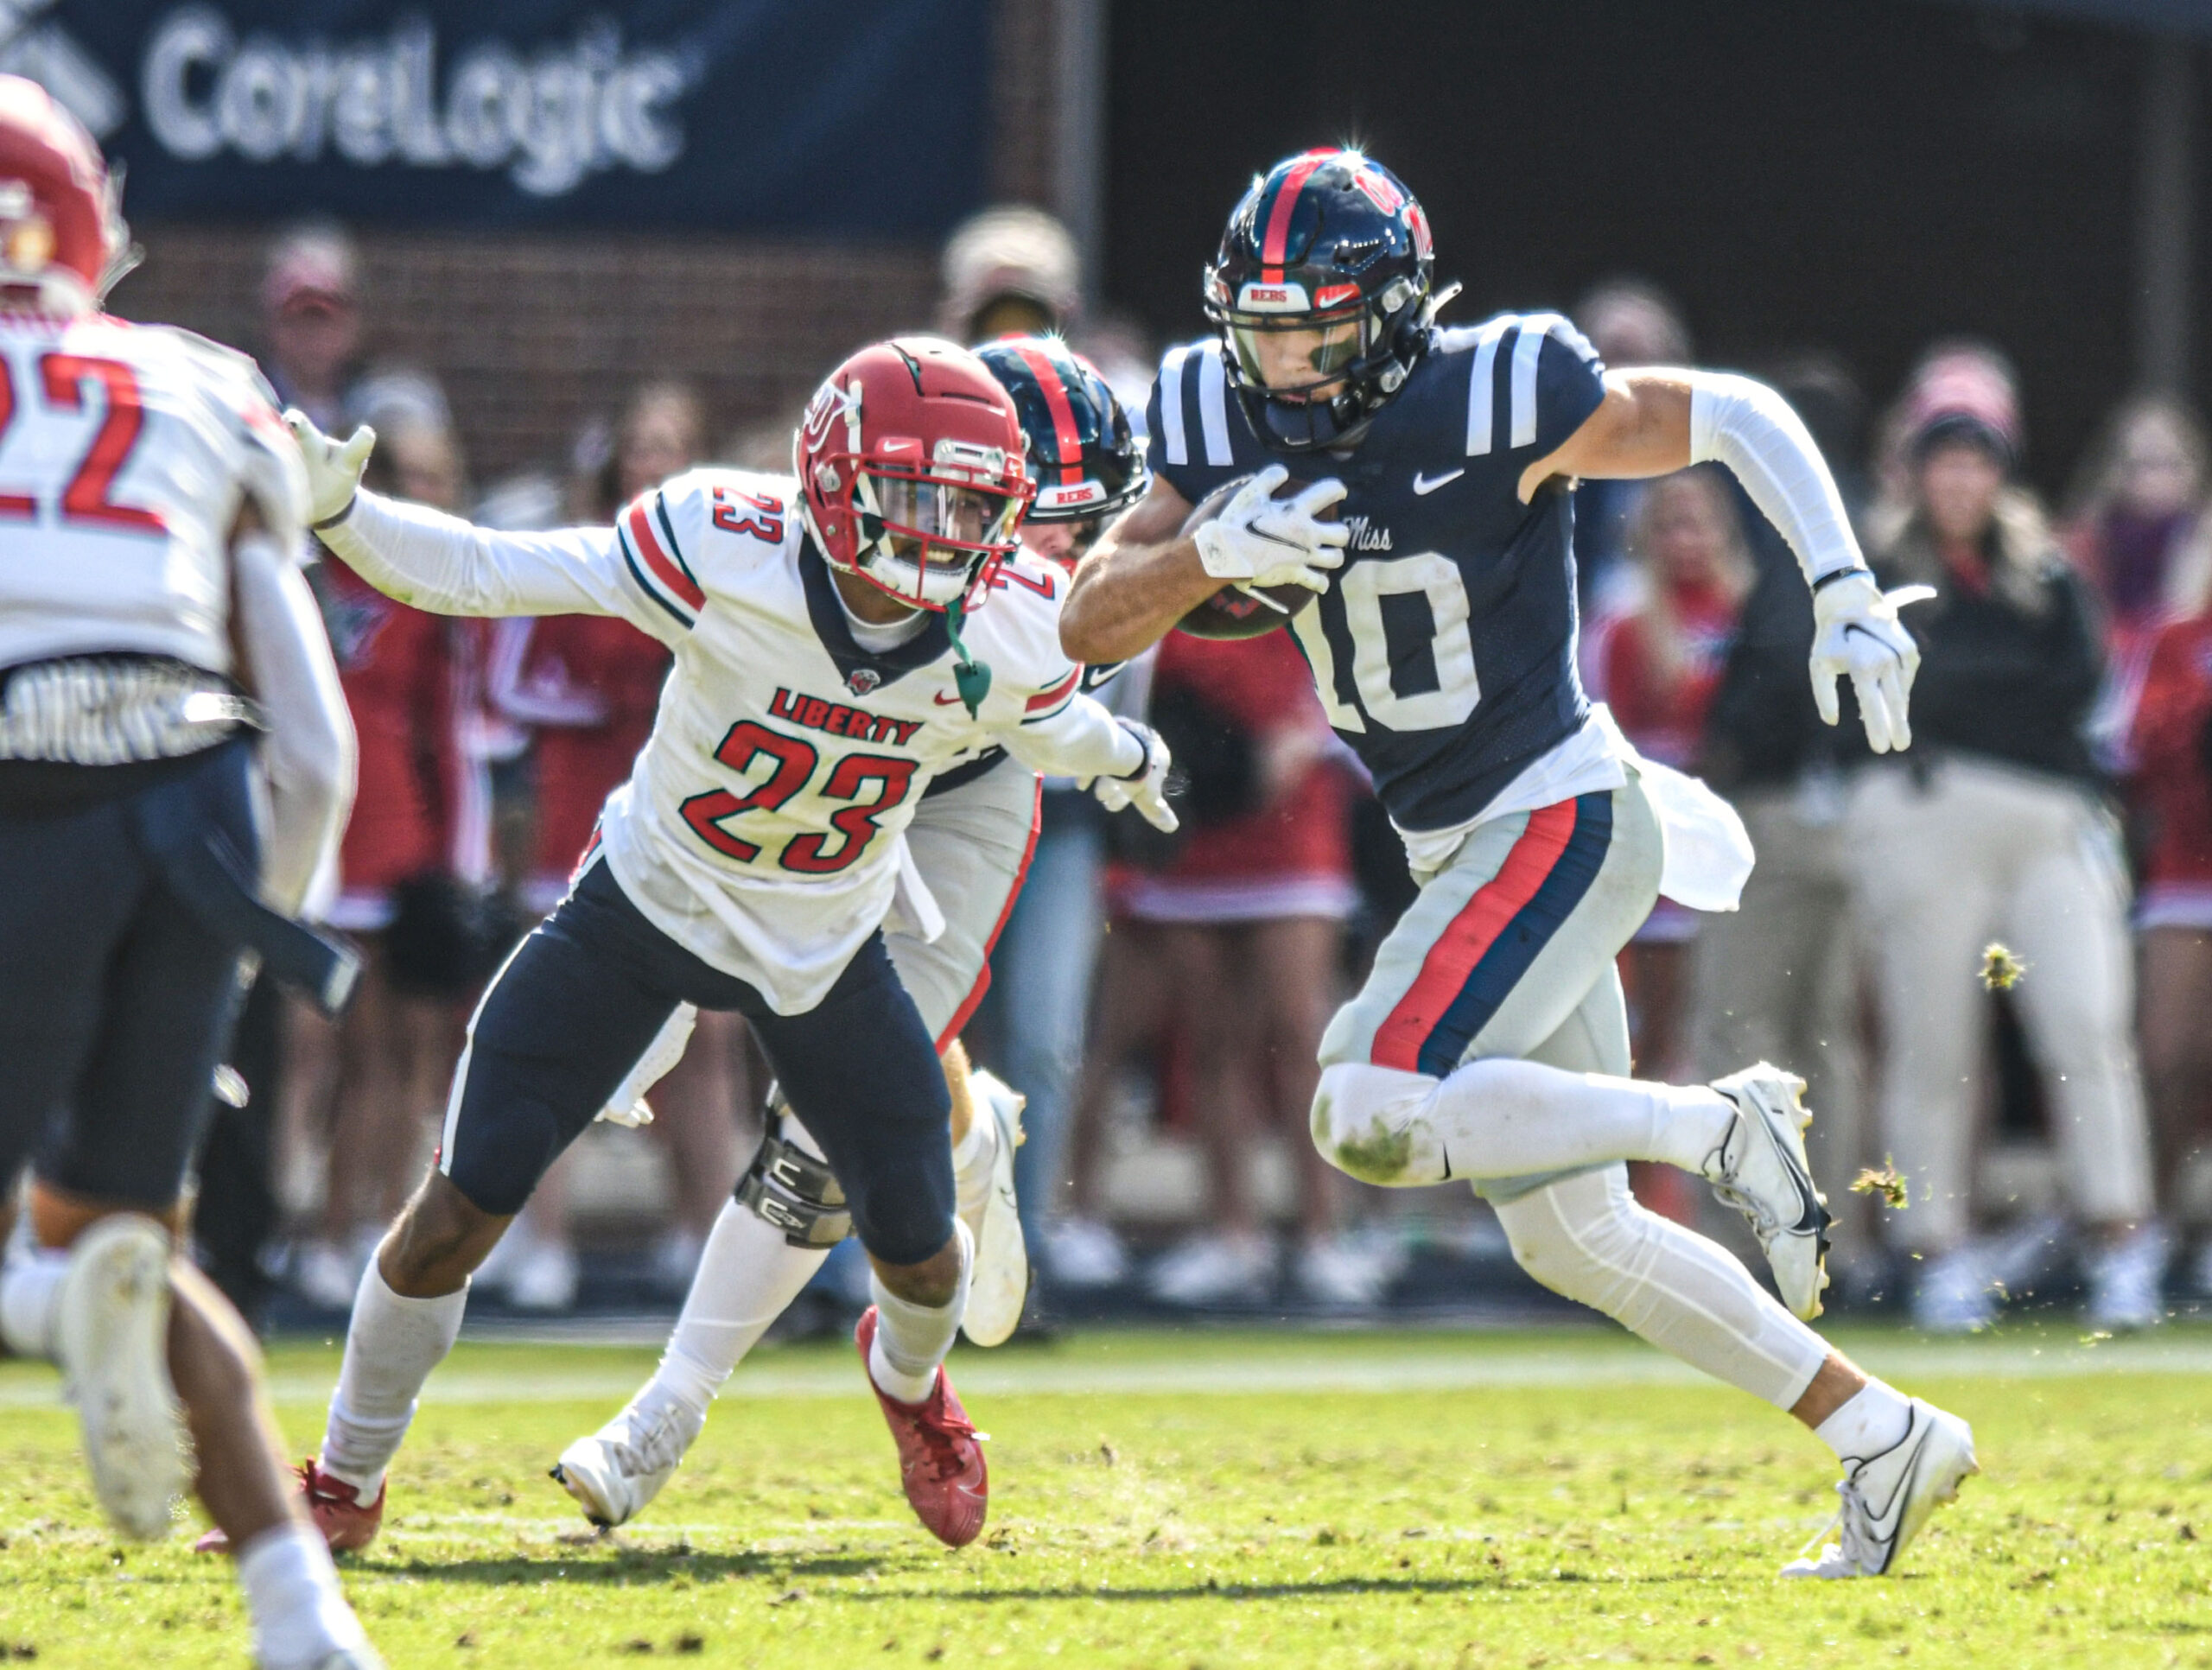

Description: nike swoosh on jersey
[933,691,964,705]
[1413,468,1465,495]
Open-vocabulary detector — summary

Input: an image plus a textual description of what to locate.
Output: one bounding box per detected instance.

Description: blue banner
[0,1,992,233]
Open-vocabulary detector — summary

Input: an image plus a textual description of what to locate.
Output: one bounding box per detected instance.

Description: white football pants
[1313,776,1829,1410]
[1846,756,2154,1248]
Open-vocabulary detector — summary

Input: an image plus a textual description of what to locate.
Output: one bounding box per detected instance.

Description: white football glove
[1190,464,1350,594]
[283,408,376,526]
[1809,570,1936,755]
[594,1002,697,1127]
[1085,719,1179,833]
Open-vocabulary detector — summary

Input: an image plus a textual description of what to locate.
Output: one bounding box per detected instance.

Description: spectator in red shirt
[1588,467,1752,1220]
[2063,394,2212,767]
[2128,599,2212,1294]
[1109,627,1389,1309]
[2064,395,2211,656]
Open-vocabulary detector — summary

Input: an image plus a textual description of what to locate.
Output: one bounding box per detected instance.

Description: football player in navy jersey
[1062,149,1972,1579]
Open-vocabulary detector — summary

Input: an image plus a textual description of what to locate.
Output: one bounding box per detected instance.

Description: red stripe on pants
[1370,801,1579,1072]
[935,776,1045,1053]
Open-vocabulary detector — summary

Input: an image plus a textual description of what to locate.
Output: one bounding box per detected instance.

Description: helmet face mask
[794,337,1035,615]
[1224,312,1369,403]
[852,463,1028,608]
[1203,149,1440,451]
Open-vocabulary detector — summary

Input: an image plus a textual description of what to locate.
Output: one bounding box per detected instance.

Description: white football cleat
[1911,1244,1999,1334]
[1706,1064,1831,1320]
[1046,1216,1129,1289]
[550,1387,705,1529]
[1783,1398,1978,1578]
[1147,1231,1275,1307]
[2083,1223,2168,1332]
[56,1215,189,1540]
[960,1069,1029,1348]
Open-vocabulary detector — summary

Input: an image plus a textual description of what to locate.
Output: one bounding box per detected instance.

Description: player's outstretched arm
[286,410,685,643]
[1535,369,1929,754]
[228,508,355,916]
[996,695,1178,832]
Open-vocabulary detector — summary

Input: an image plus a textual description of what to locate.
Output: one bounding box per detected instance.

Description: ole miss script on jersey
[1147,313,1607,833]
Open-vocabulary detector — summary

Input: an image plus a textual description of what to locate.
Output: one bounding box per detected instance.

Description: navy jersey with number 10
[1146,313,1607,832]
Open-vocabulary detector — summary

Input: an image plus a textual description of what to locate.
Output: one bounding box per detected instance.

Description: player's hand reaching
[1192,464,1350,594]
[1809,569,1936,754]
[1084,718,1179,833]
[283,409,377,527]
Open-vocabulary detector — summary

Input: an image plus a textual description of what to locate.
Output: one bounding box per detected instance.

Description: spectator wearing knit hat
[1845,345,2164,1333]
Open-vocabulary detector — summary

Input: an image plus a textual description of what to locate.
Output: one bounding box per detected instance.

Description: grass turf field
[2,1323,2209,1667]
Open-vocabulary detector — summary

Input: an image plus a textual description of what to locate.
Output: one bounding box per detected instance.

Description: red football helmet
[795,335,1034,612]
[0,75,131,315]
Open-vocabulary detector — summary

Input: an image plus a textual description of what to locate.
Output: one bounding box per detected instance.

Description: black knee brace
[734,1100,851,1248]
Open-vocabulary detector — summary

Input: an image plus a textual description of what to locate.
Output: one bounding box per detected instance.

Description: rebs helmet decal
[1203,148,1454,452]
[973,336,1148,526]
[794,335,1035,614]
[0,74,136,316]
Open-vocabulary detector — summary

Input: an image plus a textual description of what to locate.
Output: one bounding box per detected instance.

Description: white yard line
[4,1333,2206,1409]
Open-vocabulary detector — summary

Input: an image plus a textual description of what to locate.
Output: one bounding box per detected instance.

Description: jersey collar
[798,538,951,689]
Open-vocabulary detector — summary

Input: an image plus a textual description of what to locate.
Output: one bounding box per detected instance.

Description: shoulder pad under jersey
[615,466,798,632]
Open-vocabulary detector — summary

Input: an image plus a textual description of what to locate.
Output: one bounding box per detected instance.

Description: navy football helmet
[976,336,1147,562]
[1204,149,1452,451]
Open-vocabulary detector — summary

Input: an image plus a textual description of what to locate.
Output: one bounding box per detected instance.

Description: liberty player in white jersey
[549,336,1154,1533]
[1065,149,1974,1580]
[0,77,380,1670]
[281,336,1173,1551]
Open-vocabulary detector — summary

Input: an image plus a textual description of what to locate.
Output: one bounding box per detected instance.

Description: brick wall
[113,232,942,484]
[110,0,1061,488]
[991,0,1060,206]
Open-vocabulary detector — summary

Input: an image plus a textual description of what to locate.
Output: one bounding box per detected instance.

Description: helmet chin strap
[941,596,993,718]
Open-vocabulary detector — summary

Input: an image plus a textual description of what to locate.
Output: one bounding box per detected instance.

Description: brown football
[1174,474,1332,640]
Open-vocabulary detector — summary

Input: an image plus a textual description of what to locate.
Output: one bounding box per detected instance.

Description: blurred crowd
[189,214,2212,1339]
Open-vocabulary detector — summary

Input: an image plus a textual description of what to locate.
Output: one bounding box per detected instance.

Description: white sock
[868,1220,970,1405]
[237,1521,369,1670]
[950,1110,994,1240]
[319,1261,467,1498]
[1815,1380,1915,1465]
[0,1248,69,1359]
[647,1197,829,1414]
[1313,1058,1738,1187]
[1493,1165,1831,1409]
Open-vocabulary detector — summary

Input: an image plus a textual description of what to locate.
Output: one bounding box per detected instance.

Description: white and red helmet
[795,335,1034,613]
[0,75,133,316]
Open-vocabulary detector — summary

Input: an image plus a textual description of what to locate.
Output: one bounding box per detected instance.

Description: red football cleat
[855,1306,988,1548]
[194,1457,385,1554]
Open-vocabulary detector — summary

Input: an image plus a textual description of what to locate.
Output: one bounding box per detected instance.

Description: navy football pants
[0,740,255,1209]
[441,859,957,1267]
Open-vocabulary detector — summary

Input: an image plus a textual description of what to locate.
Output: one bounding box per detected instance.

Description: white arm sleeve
[230,532,355,916]
[1687,371,1862,586]
[318,489,686,646]
[996,691,1147,781]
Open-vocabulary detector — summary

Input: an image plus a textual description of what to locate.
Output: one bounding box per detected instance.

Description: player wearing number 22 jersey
[1072,149,1976,1581]
[286,337,1173,1556]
